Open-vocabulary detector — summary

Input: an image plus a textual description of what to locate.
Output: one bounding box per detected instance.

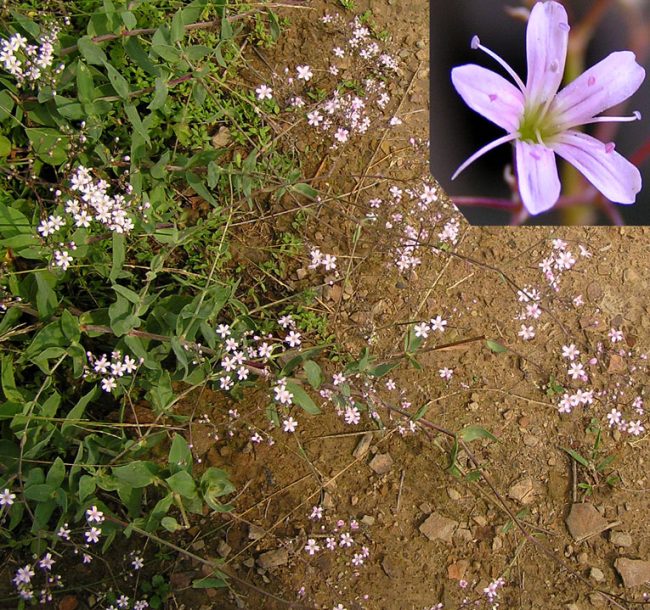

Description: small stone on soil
[217,540,231,558]
[248,524,265,540]
[352,433,373,458]
[590,567,605,582]
[610,531,633,547]
[507,477,535,504]
[369,452,393,475]
[565,503,609,540]
[615,557,650,587]
[419,513,458,543]
[447,559,469,580]
[256,548,289,570]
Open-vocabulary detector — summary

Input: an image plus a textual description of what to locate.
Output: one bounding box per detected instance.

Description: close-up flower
[451,1,645,217]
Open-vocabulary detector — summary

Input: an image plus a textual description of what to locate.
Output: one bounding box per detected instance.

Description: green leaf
[103,61,130,98]
[161,516,183,532]
[302,360,322,389]
[34,270,58,318]
[0,135,11,156]
[192,575,227,589]
[78,474,96,501]
[76,61,95,104]
[1,355,22,402]
[26,128,69,165]
[62,387,98,435]
[186,172,218,206]
[286,381,320,415]
[124,103,150,144]
[148,77,168,110]
[78,36,107,65]
[367,361,398,378]
[166,470,197,498]
[561,447,590,468]
[112,461,159,488]
[168,434,192,473]
[486,339,508,354]
[46,457,66,488]
[0,90,14,121]
[60,309,80,342]
[24,483,56,502]
[459,425,497,443]
[291,183,318,199]
[121,10,137,29]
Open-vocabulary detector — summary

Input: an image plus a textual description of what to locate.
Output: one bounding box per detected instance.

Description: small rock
[322,492,335,510]
[192,540,206,551]
[248,524,265,540]
[590,567,605,582]
[217,540,231,558]
[243,557,255,568]
[508,477,535,504]
[353,432,373,458]
[608,354,626,374]
[361,515,375,526]
[382,555,402,579]
[565,503,609,540]
[615,557,650,587]
[447,559,469,580]
[577,552,589,565]
[369,453,393,475]
[454,528,473,543]
[350,495,359,506]
[419,513,458,543]
[256,548,289,570]
[447,488,462,501]
[610,531,633,548]
[566,604,580,610]
[419,501,432,514]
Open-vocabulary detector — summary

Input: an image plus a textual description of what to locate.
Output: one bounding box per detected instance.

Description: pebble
[256,548,289,570]
[217,540,231,558]
[369,452,394,475]
[590,567,605,582]
[353,432,373,458]
[248,524,265,541]
[447,488,462,501]
[610,531,633,547]
[508,477,535,504]
[419,513,459,543]
[615,557,650,587]
[565,503,608,540]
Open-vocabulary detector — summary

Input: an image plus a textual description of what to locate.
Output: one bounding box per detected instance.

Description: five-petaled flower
[452,1,645,215]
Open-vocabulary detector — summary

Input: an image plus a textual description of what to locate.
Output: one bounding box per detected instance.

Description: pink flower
[451,1,645,215]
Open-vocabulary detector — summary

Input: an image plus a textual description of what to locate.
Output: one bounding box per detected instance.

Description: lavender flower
[452,1,645,215]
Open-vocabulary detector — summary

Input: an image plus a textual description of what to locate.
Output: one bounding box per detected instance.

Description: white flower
[304,538,320,555]
[414,323,430,339]
[85,526,101,543]
[296,65,313,81]
[518,324,535,340]
[561,344,580,360]
[85,505,104,523]
[282,417,298,433]
[255,84,273,100]
[0,488,16,506]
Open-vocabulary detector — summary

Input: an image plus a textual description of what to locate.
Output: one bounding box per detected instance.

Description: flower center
[518,102,559,144]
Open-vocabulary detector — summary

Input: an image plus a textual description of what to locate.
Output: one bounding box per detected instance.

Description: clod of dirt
[507,477,535,504]
[369,452,394,475]
[353,432,373,458]
[610,531,633,548]
[419,513,458,543]
[615,558,650,587]
[447,559,469,580]
[256,548,289,570]
[565,503,609,540]
[58,596,79,610]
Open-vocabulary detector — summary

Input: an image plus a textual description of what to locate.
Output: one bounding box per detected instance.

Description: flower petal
[516,141,561,214]
[553,131,641,204]
[451,65,524,132]
[552,52,646,129]
[525,1,570,105]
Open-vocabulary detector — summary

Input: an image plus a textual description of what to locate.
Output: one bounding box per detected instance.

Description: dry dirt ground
[162,2,650,610]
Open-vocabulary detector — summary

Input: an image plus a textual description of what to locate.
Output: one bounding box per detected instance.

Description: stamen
[470,35,526,93]
[582,111,642,125]
[452,133,519,180]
